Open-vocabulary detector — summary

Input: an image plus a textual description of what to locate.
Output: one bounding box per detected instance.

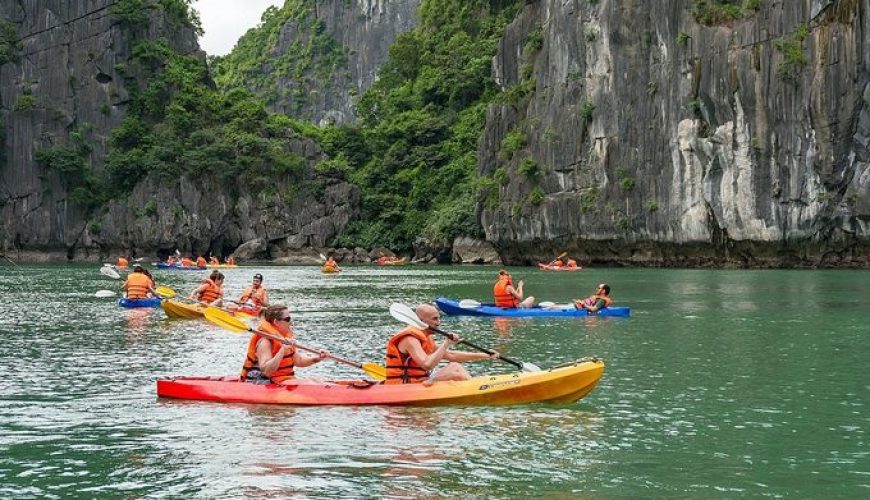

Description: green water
[0,264,866,497]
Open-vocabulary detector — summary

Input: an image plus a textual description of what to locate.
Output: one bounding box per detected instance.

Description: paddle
[100,265,121,280]
[460,299,562,309]
[95,290,117,298]
[546,251,568,266]
[203,308,386,381]
[388,303,541,372]
[459,299,483,309]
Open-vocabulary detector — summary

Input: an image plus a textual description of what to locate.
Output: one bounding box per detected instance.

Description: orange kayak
[321,265,340,274]
[156,358,604,406]
[537,263,583,271]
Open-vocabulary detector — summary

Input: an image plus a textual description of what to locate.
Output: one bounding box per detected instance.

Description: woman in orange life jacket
[227,273,269,312]
[385,304,499,385]
[122,265,156,299]
[575,283,613,313]
[195,256,207,267]
[493,269,535,308]
[189,270,225,307]
[240,305,329,384]
[324,256,340,270]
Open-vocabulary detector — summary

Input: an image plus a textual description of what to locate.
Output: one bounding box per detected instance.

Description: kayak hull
[435,297,630,318]
[206,264,238,269]
[537,263,583,271]
[118,297,161,308]
[321,266,340,274]
[161,299,204,319]
[154,262,207,270]
[156,359,604,406]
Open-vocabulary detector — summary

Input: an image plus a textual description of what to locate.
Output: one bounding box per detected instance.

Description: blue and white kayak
[153,262,207,270]
[435,297,630,318]
[118,297,162,308]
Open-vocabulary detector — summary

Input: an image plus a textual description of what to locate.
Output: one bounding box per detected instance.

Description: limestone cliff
[479,0,870,267]
[0,1,359,261]
[219,0,420,126]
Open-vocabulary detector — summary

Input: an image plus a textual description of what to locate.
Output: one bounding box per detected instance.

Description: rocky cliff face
[254,0,420,126]
[479,0,870,267]
[0,1,359,261]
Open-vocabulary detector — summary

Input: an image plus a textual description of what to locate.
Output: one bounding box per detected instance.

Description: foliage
[692,0,763,26]
[528,187,545,206]
[0,18,22,66]
[774,23,809,83]
[518,158,539,178]
[35,128,104,209]
[305,0,523,250]
[579,100,595,122]
[212,1,347,115]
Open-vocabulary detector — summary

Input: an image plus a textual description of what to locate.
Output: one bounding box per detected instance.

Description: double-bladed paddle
[388,303,541,372]
[203,307,386,381]
[546,251,568,266]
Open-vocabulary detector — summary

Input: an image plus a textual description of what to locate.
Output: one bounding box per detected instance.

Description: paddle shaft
[429,326,524,370]
[247,327,364,370]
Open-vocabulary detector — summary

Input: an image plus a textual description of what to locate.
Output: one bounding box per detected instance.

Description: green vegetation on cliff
[210,0,526,250]
[211,2,347,115]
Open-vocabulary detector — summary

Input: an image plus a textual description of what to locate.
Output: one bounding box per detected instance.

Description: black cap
[253,273,263,280]
[133,264,144,271]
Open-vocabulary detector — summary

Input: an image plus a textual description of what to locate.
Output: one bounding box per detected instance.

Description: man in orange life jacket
[189,270,225,307]
[240,305,329,384]
[122,265,156,299]
[228,273,269,312]
[493,269,535,308]
[385,304,498,385]
[575,283,613,313]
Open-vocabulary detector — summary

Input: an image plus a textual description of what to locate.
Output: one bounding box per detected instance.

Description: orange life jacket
[576,294,613,309]
[125,272,151,299]
[226,257,235,265]
[239,285,267,307]
[181,258,194,266]
[117,257,128,268]
[493,277,519,308]
[552,259,563,267]
[566,259,577,268]
[197,279,223,303]
[196,256,207,267]
[385,326,436,384]
[240,321,295,383]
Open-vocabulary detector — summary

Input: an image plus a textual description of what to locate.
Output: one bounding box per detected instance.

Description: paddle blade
[95,290,116,298]
[458,299,482,309]
[389,303,427,329]
[100,265,121,280]
[521,362,542,372]
[538,301,555,308]
[204,307,251,334]
[155,286,176,299]
[361,362,387,381]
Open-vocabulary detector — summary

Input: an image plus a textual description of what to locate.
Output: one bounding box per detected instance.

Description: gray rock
[452,237,502,264]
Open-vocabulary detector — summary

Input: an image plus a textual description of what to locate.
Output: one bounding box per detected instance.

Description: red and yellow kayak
[156,358,603,406]
[321,265,340,274]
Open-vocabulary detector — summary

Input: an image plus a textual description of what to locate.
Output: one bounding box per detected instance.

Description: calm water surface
[0,263,866,498]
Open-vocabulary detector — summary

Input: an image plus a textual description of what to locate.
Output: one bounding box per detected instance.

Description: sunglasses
[277,316,292,322]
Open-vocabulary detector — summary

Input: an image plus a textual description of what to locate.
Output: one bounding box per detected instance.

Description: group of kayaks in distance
[99,252,623,406]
